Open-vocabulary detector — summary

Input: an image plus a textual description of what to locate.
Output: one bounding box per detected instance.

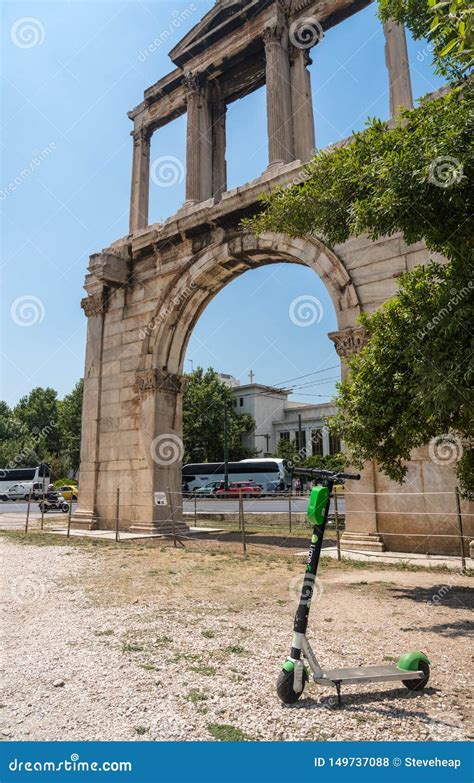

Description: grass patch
[140,663,157,671]
[122,643,144,653]
[187,688,208,705]
[190,665,216,676]
[201,630,215,638]
[94,629,114,637]
[223,645,247,655]
[207,723,249,741]
[134,726,149,735]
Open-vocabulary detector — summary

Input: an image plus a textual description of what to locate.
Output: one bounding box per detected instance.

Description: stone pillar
[72,288,109,530]
[129,126,150,233]
[212,99,227,199]
[131,369,189,534]
[290,47,315,161]
[263,23,294,166]
[184,72,213,204]
[328,326,385,552]
[383,20,413,116]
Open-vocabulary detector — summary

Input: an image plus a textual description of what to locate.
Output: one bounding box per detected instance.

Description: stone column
[328,326,385,552]
[383,20,413,116]
[263,23,295,166]
[290,47,315,161]
[129,126,150,233]
[131,369,189,534]
[185,72,213,204]
[212,100,227,199]
[72,288,109,530]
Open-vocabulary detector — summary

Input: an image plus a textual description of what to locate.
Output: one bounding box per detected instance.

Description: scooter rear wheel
[276,668,307,704]
[402,660,430,691]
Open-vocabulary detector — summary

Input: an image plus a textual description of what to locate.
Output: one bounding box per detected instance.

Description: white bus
[0,464,50,501]
[182,458,290,493]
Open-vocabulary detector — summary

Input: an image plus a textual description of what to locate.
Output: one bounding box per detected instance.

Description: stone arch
[144,231,361,375]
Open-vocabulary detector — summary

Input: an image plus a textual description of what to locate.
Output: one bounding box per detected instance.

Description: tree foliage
[182,368,257,463]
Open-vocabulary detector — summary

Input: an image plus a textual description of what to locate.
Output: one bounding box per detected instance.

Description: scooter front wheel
[276,667,307,704]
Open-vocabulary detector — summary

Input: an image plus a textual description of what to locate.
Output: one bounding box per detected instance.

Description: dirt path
[1,535,472,742]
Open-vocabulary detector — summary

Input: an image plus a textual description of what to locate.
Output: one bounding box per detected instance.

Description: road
[0,497,344,516]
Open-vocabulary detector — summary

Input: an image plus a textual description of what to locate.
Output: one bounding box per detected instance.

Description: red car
[216,481,262,498]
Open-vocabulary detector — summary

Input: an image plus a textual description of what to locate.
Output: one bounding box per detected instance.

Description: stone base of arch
[340,532,385,553]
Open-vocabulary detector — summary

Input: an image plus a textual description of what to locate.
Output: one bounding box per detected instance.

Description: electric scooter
[277,467,430,706]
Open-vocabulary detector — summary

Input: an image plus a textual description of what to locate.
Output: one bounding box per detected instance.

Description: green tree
[0,402,29,467]
[183,368,256,463]
[57,379,83,474]
[246,23,473,493]
[14,387,61,456]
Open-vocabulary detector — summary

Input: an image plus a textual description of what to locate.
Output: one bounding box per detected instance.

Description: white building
[226,378,340,457]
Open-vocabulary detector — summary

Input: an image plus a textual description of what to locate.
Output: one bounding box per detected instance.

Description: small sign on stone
[154,491,167,506]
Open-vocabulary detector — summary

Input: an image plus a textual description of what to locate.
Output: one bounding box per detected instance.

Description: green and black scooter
[277,467,430,706]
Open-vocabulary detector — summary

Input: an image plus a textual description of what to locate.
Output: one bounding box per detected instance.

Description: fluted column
[290,47,315,161]
[129,126,150,233]
[72,287,109,530]
[383,20,413,115]
[184,72,213,204]
[329,326,384,550]
[263,23,294,166]
[212,100,227,200]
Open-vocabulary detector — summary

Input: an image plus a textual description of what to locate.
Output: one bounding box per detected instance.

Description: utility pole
[223,400,229,491]
[298,413,303,452]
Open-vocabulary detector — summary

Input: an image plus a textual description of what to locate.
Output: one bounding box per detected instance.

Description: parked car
[57,485,78,501]
[195,481,223,497]
[215,481,262,498]
[5,483,32,501]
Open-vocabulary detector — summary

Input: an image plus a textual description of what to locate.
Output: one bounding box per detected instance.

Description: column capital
[184,70,206,95]
[328,326,368,357]
[263,22,286,47]
[132,126,151,145]
[135,369,186,397]
[81,288,109,318]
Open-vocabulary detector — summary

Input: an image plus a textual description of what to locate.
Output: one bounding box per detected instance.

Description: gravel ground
[1,534,472,742]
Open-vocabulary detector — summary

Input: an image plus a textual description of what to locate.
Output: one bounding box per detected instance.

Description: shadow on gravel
[205,531,336,550]
[390,585,474,611]
[400,620,474,639]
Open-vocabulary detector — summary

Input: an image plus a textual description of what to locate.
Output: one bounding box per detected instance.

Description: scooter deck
[314,664,423,686]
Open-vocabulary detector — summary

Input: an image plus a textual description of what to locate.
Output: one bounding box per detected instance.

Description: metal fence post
[40,484,45,531]
[288,493,292,533]
[455,487,466,571]
[194,492,197,527]
[25,491,31,534]
[67,496,72,538]
[115,487,120,543]
[239,492,246,554]
[334,489,341,561]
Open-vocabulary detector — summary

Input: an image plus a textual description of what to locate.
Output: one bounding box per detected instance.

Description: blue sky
[1,0,444,407]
